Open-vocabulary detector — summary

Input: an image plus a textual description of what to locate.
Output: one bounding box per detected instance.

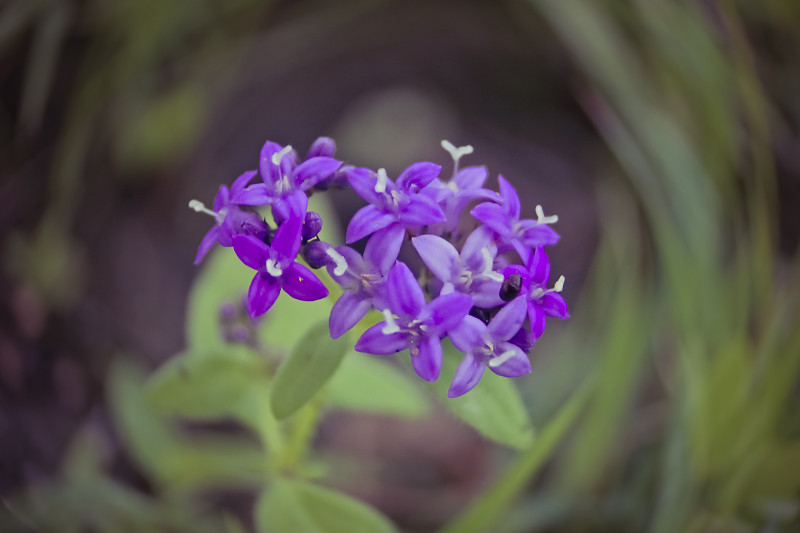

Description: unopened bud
[302,240,333,269]
[302,211,323,241]
[500,273,522,302]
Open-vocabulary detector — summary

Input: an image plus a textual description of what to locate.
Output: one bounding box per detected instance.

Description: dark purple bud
[469,306,492,324]
[508,326,534,353]
[307,136,336,159]
[500,273,523,302]
[302,211,323,241]
[302,240,334,269]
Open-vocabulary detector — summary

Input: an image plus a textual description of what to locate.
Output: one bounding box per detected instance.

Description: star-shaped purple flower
[470,175,560,264]
[190,170,268,264]
[411,225,504,308]
[503,246,569,339]
[447,296,531,398]
[234,140,342,220]
[232,215,328,317]
[354,262,472,382]
[345,164,446,266]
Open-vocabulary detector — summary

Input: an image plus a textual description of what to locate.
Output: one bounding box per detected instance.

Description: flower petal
[329,291,373,339]
[488,343,531,377]
[449,315,486,353]
[412,235,458,282]
[397,162,441,191]
[541,292,569,319]
[454,165,488,189]
[292,156,342,191]
[386,262,426,318]
[355,322,409,355]
[283,262,328,301]
[346,167,380,205]
[448,352,486,398]
[307,137,336,158]
[488,296,528,341]
[411,335,442,382]
[470,279,504,308]
[248,273,281,317]
[519,222,560,248]
[232,235,269,270]
[498,175,520,219]
[258,141,284,189]
[272,214,303,263]
[460,225,495,267]
[427,293,473,333]
[230,170,258,196]
[399,195,446,226]
[471,202,510,236]
[364,222,405,274]
[194,226,221,265]
[527,247,551,284]
[345,205,395,243]
[529,304,546,339]
[231,184,274,206]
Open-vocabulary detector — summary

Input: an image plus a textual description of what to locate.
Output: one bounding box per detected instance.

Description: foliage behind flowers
[189,138,568,398]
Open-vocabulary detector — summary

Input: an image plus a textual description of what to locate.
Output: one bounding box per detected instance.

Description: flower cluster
[190,137,568,397]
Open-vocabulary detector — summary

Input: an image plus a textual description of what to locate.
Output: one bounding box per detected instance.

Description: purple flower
[345,164,446,253]
[503,246,569,339]
[324,230,402,339]
[232,215,328,317]
[355,262,472,382]
[470,175,560,264]
[190,170,268,264]
[411,225,504,307]
[447,296,531,398]
[234,140,342,220]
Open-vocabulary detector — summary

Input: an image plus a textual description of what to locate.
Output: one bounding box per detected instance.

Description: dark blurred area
[1,0,799,532]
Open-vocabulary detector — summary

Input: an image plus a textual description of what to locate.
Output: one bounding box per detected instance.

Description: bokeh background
[1,0,799,531]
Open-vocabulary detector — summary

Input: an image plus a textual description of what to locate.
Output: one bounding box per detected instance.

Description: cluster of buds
[190,137,568,397]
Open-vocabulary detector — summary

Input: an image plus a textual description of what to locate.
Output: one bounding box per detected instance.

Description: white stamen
[271,145,293,166]
[553,275,565,293]
[265,258,283,277]
[325,248,348,276]
[188,199,216,217]
[375,168,388,193]
[535,205,559,225]
[489,350,517,368]
[441,139,474,162]
[481,247,494,273]
[381,309,400,334]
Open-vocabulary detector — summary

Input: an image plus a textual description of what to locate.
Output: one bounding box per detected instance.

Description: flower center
[265,258,284,277]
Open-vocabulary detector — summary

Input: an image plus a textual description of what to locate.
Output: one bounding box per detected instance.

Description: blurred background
[1,0,799,531]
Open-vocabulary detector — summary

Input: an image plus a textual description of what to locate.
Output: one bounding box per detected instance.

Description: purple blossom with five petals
[324,230,402,339]
[503,246,569,340]
[355,262,472,382]
[232,215,328,317]
[345,164,446,264]
[234,140,342,220]
[447,296,531,398]
[190,170,268,264]
[411,225,505,308]
[470,175,560,264]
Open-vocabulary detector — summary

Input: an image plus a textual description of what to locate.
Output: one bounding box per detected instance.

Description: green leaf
[431,341,534,449]
[326,351,429,418]
[145,346,268,421]
[256,479,396,533]
[270,321,349,420]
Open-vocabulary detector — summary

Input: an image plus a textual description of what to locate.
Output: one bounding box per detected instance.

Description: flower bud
[302,211,323,241]
[500,273,522,302]
[307,136,336,158]
[302,240,333,269]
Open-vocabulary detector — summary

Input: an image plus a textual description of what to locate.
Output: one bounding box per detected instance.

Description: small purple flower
[234,140,342,220]
[190,170,268,264]
[345,164,446,250]
[324,230,402,339]
[447,296,531,398]
[503,246,569,339]
[233,215,328,317]
[470,175,560,264]
[411,225,504,308]
[355,262,472,382]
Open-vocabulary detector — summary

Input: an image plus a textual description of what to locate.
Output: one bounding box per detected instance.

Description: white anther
[489,350,517,368]
[265,258,283,277]
[553,275,565,293]
[481,247,494,272]
[535,205,559,225]
[271,145,294,166]
[381,309,400,334]
[325,248,348,276]
[188,199,216,217]
[375,168,388,193]
[441,139,474,162]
